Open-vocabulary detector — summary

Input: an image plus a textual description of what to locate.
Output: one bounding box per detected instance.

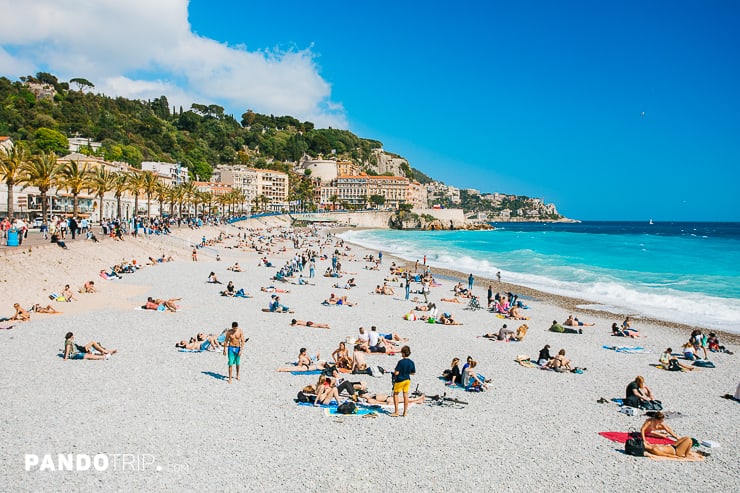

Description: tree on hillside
[33,128,69,155]
[0,142,30,219]
[21,151,63,221]
[70,78,95,92]
[369,194,385,209]
[60,160,94,216]
[126,172,145,217]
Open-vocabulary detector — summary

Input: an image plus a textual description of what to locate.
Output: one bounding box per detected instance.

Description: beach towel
[645,451,705,462]
[602,345,649,354]
[289,370,323,375]
[598,432,675,445]
[178,349,206,353]
[324,407,379,417]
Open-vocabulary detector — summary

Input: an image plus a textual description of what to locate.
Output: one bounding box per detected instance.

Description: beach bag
[641,400,663,411]
[337,401,357,414]
[296,391,313,403]
[625,430,645,457]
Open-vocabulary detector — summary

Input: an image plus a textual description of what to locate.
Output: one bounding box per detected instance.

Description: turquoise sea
[339,221,740,334]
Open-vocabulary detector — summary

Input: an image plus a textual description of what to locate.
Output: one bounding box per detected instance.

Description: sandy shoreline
[0,218,737,492]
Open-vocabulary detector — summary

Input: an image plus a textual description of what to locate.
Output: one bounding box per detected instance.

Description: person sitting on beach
[463,360,489,390]
[493,298,510,314]
[290,319,330,329]
[544,349,572,371]
[564,314,595,327]
[262,295,292,313]
[79,281,96,293]
[612,322,629,337]
[442,357,462,385]
[11,303,31,321]
[497,324,515,341]
[659,348,696,371]
[207,272,222,284]
[351,347,371,374]
[706,333,733,354]
[624,376,657,409]
[50,232,68,249]
[277,348,325,372]
[514,324,528,341]
[682,341,699,361]
[31,303,59,314]
[63,332,117,360]
[332,341,352,370]
[227,262,243,272]
[537,345,553,366]
[221,281,236,297]
[641,412,694,458]
[60,284,76,302]
[323,294,355,306]
[313,376,344,406]
[549,320,581,334]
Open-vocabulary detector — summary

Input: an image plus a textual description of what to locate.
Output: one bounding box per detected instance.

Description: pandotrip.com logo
[24,454,189,472]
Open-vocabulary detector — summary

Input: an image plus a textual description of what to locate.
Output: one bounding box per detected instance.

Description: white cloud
[0,0,346,128]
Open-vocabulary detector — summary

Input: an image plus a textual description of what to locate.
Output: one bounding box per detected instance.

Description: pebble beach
[0,218,737,492]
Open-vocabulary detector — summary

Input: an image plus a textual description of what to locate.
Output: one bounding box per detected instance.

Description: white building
[141,161,189,186]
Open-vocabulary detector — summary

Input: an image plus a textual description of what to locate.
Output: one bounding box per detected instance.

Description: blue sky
[2,1,739,220]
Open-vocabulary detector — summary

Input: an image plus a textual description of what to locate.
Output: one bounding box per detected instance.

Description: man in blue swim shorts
[223,321,245,384]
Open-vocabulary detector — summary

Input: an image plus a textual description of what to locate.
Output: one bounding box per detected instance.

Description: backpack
[625,431,645,457]
[296,391,314,403]
[337,401,357,414]
[668,359,682,371]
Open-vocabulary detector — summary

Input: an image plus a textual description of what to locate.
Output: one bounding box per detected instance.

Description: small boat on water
[649,219,654,225]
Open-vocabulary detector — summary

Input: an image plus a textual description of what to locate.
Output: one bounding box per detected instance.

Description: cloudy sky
[2,0,739,220]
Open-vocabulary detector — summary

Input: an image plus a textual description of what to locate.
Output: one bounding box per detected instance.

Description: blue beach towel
[324,406,379,416]
[290,370,323,375]
[602,345,648,354]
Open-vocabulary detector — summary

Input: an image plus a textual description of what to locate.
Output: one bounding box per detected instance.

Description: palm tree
[112,173,129,219]
[90,167,116,223]
[171,184,184,218]
[217,193,229,217]
[60,160,95,217]
[21,151,63,222]
[155,182,171,218]
[330,194,339,211]
[126,172,145,218]
[140,171,159,218]
[0,142,30,219]
[179,182,197,217]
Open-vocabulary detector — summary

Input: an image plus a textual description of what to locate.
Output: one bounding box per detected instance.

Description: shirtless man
[79,281,96,293]
[361,393,426,406]
[290,319,330,329]
[61,284,76,302]
[564,314,595,327]
[11,303,30,321]
[32,303,59,314]
[352,349,369,374]
[223,321,246,384]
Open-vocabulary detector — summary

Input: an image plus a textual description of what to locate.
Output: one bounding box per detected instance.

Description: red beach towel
[598,432,674,445]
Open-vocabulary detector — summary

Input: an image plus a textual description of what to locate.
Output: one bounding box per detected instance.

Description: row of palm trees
[0,143,261,223]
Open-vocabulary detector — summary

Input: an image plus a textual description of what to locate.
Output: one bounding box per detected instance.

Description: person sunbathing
[514,324,528,341]
[227,263,243,272]
[262,295,292,313]
[176,333,220,351]
[545,349,572,371]
[440,297,463,303]
[360,393,426,406]
[32,303,60,314]
[641,412,694,458]
[63,332,117,360]
[621,317,642,337]
[507,306,528,320]
[261,286,290,293]
[290,319,330,329]
[564,314,595,327]
[415,303,436,311]
[438,312,462,325]
[313,376,343,406]
[143,296,180,312]
[659,348,696,371]
[351,348,370,374]
[11,303,31,321]
[221,281,236,297]
[323,294,355,306]
[207,272,222,284]
[277,348,325,372]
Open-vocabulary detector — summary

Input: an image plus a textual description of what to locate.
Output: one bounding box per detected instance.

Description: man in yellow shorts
[391,346,416,417]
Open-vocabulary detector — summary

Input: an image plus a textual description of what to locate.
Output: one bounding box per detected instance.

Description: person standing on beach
[309,259,316,278]
[378,251,383,264]
[468,273,474,291]
[405,272,411,301]
[423,255,426,266]
[223,322,245,384]
[392,345,415,417]
[496,271,501,283]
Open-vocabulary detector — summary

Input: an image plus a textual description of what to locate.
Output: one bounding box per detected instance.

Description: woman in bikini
[332,341,352,369]
[290,319,330,329]
[277,348,326,372]
[641,412,693,458]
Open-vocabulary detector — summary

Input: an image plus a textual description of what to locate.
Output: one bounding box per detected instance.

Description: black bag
[336,401,356,414]
[642,400,663,411]
[296,391,314,403]
[668,359,682,371]
[625,431,645,457]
